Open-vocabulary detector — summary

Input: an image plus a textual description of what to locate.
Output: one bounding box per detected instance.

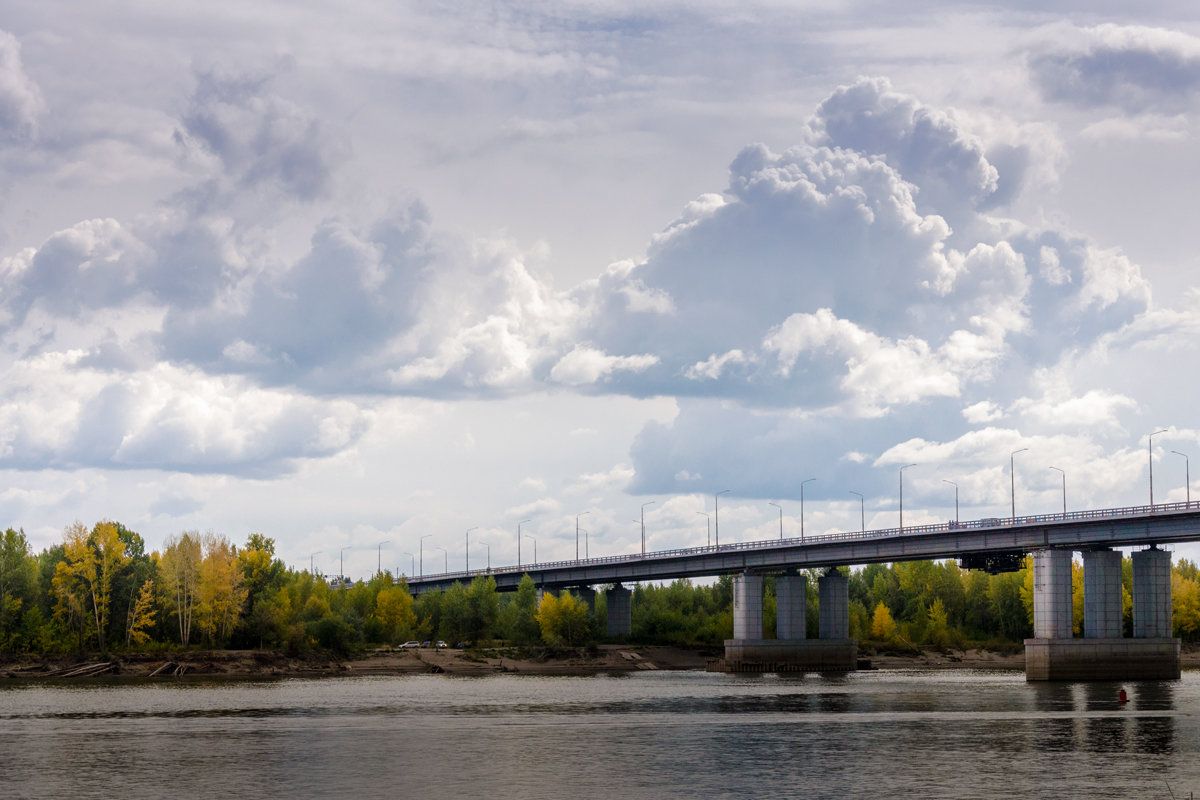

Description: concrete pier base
[716,639,858,673]
[605,584,632,638]
[1025,638,1180,681]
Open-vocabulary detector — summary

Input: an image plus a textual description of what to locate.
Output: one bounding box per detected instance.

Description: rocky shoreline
[4,643,1198,681]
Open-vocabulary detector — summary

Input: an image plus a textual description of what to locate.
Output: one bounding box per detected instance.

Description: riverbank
[5,642,1199,680]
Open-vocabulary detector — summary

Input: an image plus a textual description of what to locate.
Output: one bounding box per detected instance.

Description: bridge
[403,502,1200,681]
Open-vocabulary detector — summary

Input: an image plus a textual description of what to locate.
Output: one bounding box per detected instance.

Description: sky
[3,1,1200,579]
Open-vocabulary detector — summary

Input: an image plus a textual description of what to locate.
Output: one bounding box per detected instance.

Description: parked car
[421,640,432,648]
[399,641,420,649]
[435,640,448,648]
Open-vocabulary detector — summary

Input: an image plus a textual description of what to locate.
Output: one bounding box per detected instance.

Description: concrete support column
[733,573,764,640]
[605,584,632,638]
[575,586,596,616]
[1083,549,1123,639]
[818,572,849,640]
[776,575,808,641]
[1033,549,1074,639]
[1133,548,1172,639]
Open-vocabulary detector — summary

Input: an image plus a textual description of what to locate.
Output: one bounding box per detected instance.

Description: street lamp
[517,519,531,567]
[1149,429,1168,507]
[376,540,391,576]
[1049,467,1066,515]
[942,480,959,524]
[436,546,447,573]
[899,464,916,534]
[640,501,656,555]
[849,491,864,533]
[310,550,321,576]
[800,478,816,542]
[580,529,589,559]
[420,534,432,578]
[524,534,537,564]
[1010,448,1028,521]
[401,551,414,577]
[465,527,478,572]
[696,511,711,547]
[339,546,351,585]
[768,502,783,540]
[576,512,590,561]
[481,542,491,571]
[1172,450,1191,506]
[715,489,731,547]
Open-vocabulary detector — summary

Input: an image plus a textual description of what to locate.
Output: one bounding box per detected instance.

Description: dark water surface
[2,669,1198,799]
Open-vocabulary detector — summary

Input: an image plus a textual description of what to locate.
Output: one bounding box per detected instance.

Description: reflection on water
[1,670,1197,800]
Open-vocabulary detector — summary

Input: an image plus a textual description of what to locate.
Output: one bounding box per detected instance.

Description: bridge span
[403,501,1200,681]
[404,501,1200,593]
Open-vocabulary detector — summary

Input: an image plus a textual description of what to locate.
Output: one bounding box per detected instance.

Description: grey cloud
[177,66,341,206]
[0,30,42,143]
[1029,24,1200,113]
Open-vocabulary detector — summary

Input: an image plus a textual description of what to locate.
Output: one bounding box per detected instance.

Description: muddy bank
[5,642,1200,681]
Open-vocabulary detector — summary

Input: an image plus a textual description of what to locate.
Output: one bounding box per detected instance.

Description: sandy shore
[4,642,1199,680]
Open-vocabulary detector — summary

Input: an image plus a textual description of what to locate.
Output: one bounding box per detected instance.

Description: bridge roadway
[403,501,1200,594]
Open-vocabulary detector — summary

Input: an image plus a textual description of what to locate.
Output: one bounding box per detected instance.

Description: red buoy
[1118,689,1128,703]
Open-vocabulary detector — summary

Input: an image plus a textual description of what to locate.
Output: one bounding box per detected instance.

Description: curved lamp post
[576,512,590,561]
[849,491,864,533]
[715,489,731,547]
[697,511,711,547]
[768,501,783,540]
[465,527,477,572]
[1172,450,1191,506]
[1010,448,1028,521]
[800,478,816,542]
[524,534,537,565]
[419,534,432,578]
[942,479,959,525]
[376,540,391,576]
[436,545,447,574]
[640,501,656,555]
[517,519,531,567]
[899,464,916,534]
[1149,429,1168,507]
[1049,467,1066,515]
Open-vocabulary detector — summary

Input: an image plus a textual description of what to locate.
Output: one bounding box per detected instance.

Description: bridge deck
[403,502,1200,593]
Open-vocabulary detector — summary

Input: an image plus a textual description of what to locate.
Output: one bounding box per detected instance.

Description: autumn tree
[126,580,157,646]
[535,590,591,647]
[196,533,247,647]
[159,532,202,645]
[871,602,897,641]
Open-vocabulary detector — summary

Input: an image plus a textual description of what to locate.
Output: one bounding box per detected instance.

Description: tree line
[3,520,1200,656]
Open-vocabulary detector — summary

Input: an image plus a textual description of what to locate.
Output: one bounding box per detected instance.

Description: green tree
[500,575,540,645]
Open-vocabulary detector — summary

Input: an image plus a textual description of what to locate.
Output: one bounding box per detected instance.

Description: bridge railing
[404,500,1198,584]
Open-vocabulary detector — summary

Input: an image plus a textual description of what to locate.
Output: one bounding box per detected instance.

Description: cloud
[550,346,658,386]
[1029,24,1200,113]
[809,77,999,221]
[176,65,342,205]
[0,30,43,142]
[0,352,369,475]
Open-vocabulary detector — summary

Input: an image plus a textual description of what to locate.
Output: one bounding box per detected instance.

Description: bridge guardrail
[405,500,1199,584]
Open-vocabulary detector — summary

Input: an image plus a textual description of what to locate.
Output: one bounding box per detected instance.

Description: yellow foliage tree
[534,591,591,647]
[1173,573,1200,638]
[126,579,157,646]
[871,602,896,640]
[375,587,416,642]
[196,533,247,647]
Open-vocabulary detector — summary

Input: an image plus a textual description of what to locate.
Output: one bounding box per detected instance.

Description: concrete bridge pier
[775,575,807,640]
[575,586,597,616]
[1025,546,1179,681]
[721,570,856,673]
[606,584,632,638]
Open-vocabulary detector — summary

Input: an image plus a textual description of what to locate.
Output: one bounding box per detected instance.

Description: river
[2,669,1197,799]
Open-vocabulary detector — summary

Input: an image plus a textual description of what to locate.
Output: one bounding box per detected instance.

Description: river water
[2,669,1198,799]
